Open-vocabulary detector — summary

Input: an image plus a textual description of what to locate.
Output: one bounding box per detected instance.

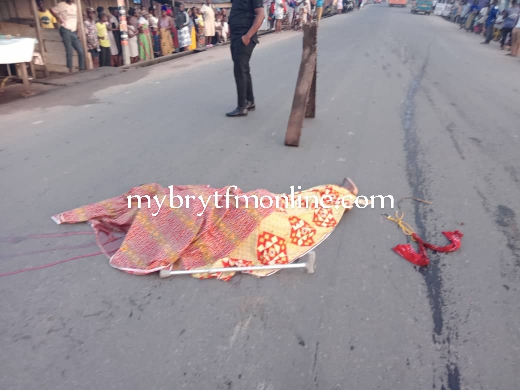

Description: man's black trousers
[231,36,256,109]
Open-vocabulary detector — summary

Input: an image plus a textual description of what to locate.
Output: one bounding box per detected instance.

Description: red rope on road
[0,251,104,277]
[0,232,121,277]
[0,231,95,243]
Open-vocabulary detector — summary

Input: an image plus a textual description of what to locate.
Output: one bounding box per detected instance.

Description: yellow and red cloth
[52,183,357,280]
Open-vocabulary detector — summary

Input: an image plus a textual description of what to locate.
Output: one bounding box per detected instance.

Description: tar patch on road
[495,205,520,268]
[401,54,462,390]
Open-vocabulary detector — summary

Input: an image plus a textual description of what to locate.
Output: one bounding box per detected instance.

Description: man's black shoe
[226,107,248,117]
[247,101,256,111]
[481,41,489,44]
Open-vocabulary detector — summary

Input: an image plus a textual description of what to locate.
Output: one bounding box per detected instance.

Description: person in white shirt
[148,7,160,57]
[274,0,284,32]
[148,7,159,29]
[262,0,271,30]
[201,0,216,47]
[298,0,311,23]
[51,0,85,72]
[222,18,229,42]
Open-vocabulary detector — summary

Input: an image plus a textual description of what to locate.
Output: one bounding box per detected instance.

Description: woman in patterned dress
[195,8,206,50]
[175,4,192,52]
[84,8,100,68]
[188,8,198,51]
[158,6,175,56]
[137,9,154,61]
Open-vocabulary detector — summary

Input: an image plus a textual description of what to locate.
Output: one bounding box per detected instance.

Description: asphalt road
[1,5,520,390]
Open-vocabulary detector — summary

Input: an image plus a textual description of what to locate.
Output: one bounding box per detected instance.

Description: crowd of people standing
[39,0,359,73]
[40,0,232,71]
[263,0,362,32]
[445,0,520,57]
[266,0,317,31]
[83,2,231,68]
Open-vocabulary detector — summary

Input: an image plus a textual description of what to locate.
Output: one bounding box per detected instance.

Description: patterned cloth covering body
[52,183,357,280]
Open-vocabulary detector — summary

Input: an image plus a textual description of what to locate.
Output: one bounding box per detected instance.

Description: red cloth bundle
[392,230,463,267]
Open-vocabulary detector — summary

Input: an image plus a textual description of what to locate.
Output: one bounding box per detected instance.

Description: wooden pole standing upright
[305,58,317,119]
[284,23,317,147]
[118,0,131,66]
[15,63,34,96]
[29,0,50,77]
[76,0,93,70]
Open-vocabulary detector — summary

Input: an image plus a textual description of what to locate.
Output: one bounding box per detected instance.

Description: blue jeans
[59,27,85,71]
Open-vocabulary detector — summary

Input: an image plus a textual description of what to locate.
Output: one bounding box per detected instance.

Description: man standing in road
[226,0,265,117]
[482,0,499,44]
[51,0,86,73]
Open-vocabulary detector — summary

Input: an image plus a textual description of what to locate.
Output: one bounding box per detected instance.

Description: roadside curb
[121,50,195,70]
[30,68,124,87]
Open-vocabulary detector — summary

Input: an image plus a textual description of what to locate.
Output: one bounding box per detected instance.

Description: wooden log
[29,61,36,80]
[305,60,317,118]
[16,63,35,97]
[29,0,50,77]
[305,23,317,119]
[284,23,317,147]
[76,0,92,70]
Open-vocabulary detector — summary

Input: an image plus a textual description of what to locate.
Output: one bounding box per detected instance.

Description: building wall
[0,0,228,75]
[0,0,140,74]
[0,21,36,37]
[0,0,33,21]
[0,0,141,23]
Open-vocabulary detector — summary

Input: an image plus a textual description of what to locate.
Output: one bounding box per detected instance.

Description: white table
[0,37,37,96]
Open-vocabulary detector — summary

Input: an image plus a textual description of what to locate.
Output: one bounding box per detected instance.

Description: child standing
[96,13,111,67]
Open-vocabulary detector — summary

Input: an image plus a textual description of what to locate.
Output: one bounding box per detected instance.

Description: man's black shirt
[229,0,263,36]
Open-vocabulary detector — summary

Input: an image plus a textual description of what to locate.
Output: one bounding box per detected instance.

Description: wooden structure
[28,0,50,77]
[284,23,317,147]
[0,0,145,74]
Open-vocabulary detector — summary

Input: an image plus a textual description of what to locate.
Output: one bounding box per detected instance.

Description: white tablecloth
[0,37,37,64]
